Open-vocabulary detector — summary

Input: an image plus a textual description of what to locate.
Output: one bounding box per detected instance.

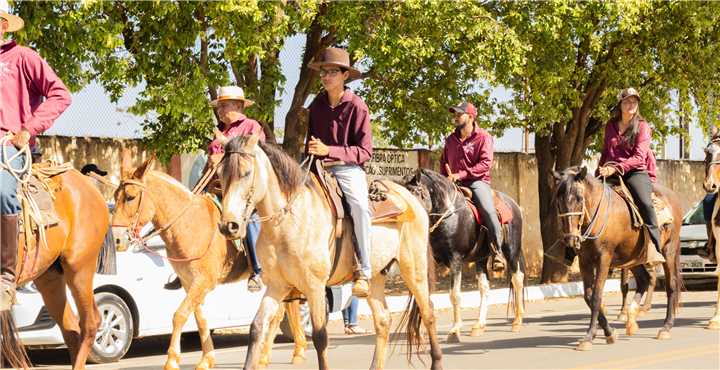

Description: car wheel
[87,292,134,363]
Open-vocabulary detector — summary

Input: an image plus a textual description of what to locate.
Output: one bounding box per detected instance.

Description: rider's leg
[625,171,662,252]
[468,180,505,271]
[1,145,25,310]
[245,212,263,292]
[329,165,372,297]
[703,193,717,262]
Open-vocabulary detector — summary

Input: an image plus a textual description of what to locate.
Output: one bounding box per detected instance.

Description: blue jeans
[0,145,26,215]
[703,193,717,222]
[342,296,359,326]
[245,213,262,275]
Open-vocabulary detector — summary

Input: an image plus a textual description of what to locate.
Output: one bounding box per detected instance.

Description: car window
[683,202,705,225]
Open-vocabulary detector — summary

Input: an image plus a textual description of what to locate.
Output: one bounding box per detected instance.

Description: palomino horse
[553,166,683,351]
[1,166,109,369]
[111,153,308,370]
[218,134,443,370]
[701,129,720,330]
[403,168,526,342]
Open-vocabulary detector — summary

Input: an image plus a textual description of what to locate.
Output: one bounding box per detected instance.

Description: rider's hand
[598,166,617,177]
[307,136,329,156]
[447,173,461,183]
[10,129,30,149]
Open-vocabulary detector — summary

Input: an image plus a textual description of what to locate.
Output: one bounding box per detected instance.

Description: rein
[558,175,613,246]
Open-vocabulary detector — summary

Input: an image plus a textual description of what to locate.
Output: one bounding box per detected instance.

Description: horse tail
[0,310,31,369]
[96,225,117,275]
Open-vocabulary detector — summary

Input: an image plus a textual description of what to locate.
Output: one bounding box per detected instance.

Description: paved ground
[25,289,720,369]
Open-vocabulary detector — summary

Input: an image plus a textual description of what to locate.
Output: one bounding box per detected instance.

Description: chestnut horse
[553,166,683,351]
[1,166,110,370]
[111,154,307,370]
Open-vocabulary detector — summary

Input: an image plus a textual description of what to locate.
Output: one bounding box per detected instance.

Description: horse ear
[120,148,134,179]
[576,166,588,180]
[552,170,562,181]
[244,132,261,150]
[134,154,156,179]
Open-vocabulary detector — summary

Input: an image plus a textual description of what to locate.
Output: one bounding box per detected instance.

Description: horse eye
[125,194,137,202]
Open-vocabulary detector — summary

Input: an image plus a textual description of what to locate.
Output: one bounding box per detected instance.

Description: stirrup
[248,274,264,293]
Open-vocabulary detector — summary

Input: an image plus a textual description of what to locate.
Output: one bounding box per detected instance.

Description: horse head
[112,149,157,242]
[704,126,720,193]
[553,166,590,250]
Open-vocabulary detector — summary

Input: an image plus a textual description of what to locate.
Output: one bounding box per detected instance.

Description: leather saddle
[457,186,514,226]
[606,177,673,228]
[17,171,61,232]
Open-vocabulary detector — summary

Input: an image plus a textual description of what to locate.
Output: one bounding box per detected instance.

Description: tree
[484,1,720,282]
[14,0,519,160]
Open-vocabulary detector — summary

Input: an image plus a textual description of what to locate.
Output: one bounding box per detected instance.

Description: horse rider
[1,0,71,310]
[440,101,507,272]
[596,88,662,255]
[305,47,373,298]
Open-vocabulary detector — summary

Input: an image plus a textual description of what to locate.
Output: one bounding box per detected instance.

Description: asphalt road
[25,289,720,369]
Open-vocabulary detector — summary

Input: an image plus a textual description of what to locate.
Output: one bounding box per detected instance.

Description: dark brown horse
[701,128,720,330]
[553,166,683,351]
[2,168,110,369]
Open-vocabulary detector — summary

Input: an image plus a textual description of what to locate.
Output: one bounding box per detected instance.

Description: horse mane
[408,168,464,212]
[224,136,309,197]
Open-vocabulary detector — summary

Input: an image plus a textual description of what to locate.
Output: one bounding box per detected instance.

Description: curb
[329,279,621,320]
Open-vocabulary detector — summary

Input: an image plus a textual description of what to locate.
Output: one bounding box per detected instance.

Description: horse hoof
[292,355,305,365]
[164,360,181,370]
[576,341,592,351]
[470,326,485,337]
[707,321,720,330]
[625,322,639,336]
[446,332,461,343]
[606,332,618,344]
[511,324,522,333]
[616,313,627,322]
[656,330,671,340]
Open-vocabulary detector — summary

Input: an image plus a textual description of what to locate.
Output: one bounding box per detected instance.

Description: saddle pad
[464,197,513,226]
[18,174,59,228]
[610,185,673,228]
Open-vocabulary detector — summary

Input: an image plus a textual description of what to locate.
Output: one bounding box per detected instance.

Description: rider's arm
[20,48,71,136]
[325,103,373,166]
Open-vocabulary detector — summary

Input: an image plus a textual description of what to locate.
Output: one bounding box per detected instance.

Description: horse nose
[221,221,242,239]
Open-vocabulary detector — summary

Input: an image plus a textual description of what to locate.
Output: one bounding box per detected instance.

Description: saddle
[311,159,411,281]
[606,177,672,268]
[457,186,514,226]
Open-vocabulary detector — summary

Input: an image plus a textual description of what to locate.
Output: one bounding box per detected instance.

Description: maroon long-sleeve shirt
[440,125,493,185]
[208,114,265,154]
[0,41,71,145]
[598,119,657,182]
[306,88,372,166]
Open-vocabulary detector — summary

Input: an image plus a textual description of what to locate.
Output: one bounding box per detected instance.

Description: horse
[553,166,683,351]
[111,152,307,370]
[402,168,525,342]
[617,265,657,321]
[1,165,110,370]
[701,129,720,330]
[217,134,443,370]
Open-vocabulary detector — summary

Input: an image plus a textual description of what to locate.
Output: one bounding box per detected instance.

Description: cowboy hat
[210,86,254,108]
[617,87,640,104]
[0,0,23,33]
[308,47,362,81]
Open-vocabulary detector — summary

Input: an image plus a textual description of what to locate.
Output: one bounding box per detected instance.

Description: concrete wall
[34,136,706,276]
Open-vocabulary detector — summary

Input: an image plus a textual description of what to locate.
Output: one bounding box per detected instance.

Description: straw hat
[0,0,23,33]
[210,86,255,108]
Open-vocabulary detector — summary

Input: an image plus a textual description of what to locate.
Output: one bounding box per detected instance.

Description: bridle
[557,176,613,248]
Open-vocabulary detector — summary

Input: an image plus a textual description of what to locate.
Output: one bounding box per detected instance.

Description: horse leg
[577,252,614,350]
[640,265,657,316]
[509,258,525,332]
[709,224,720,330]
[304,285,330,370]
[258,300,286,367]
[63,262,101,370]
[244,285,289,370]
[165,281,210,370]
[626,265,650,337]
[470,260,490,337]
[283,300,307,364]
[193,306,216,370]
[33,269,81,363]
[658,244,681,340]
[617,268,630,321]
[446,255,463,343]
[367,274,391,369]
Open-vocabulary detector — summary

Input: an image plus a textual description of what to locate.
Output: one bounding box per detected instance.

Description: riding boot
[1,214,19,311]
[645,225,666,266]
